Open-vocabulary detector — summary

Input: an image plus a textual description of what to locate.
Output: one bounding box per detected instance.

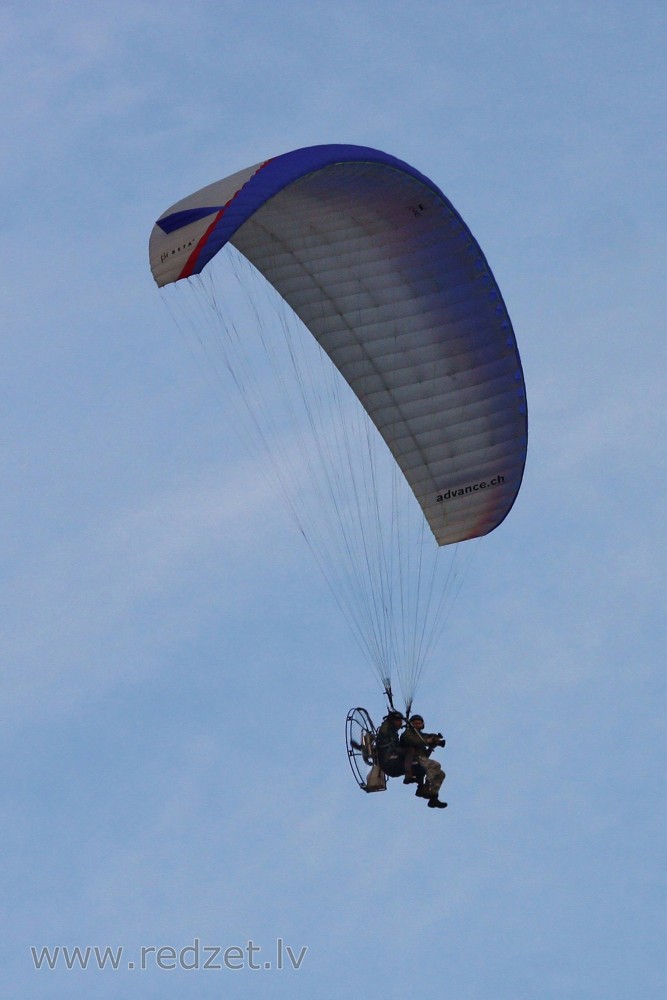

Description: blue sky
[2,2,666,998]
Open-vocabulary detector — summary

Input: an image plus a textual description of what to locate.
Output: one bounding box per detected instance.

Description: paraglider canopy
[149,144,527,549]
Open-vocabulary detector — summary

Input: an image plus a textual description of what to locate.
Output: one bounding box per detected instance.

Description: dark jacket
[375,719,405,776]
[400,725,439,757]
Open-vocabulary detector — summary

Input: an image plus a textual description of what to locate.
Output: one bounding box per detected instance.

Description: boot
[427,797,448,809]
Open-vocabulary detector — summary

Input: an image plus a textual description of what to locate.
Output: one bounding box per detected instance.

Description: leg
[417,757,446,807]
[403,748,418,783]
[422,758,445,797]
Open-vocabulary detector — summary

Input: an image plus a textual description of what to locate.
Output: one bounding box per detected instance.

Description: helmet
[409,714,424,724]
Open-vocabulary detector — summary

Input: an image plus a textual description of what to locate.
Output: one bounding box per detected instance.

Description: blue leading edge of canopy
[157,144,456,279]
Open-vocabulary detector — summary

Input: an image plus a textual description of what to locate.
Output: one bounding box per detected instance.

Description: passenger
[400,714,447,809]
